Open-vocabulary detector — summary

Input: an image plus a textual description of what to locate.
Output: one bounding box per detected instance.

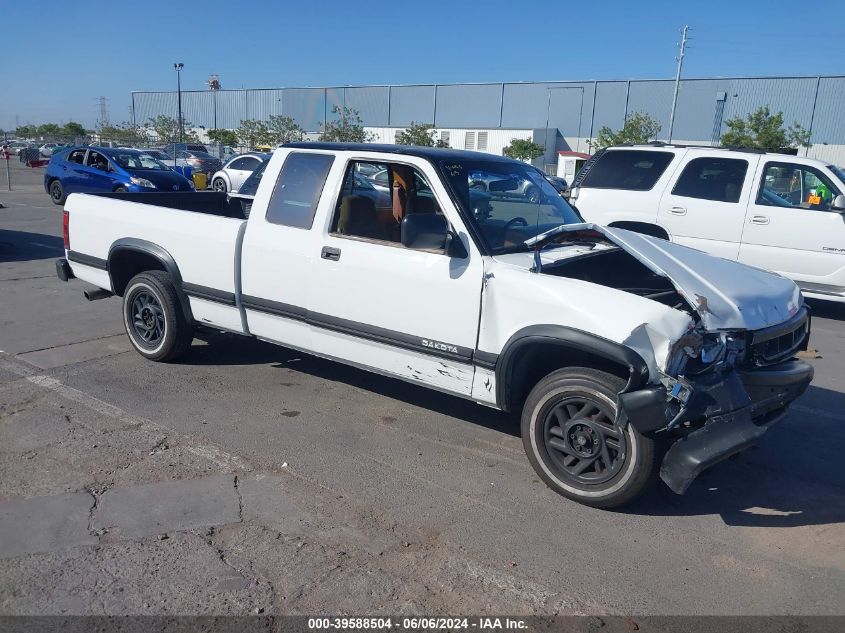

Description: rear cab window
[265,152,335,229]
[580,150,674,191]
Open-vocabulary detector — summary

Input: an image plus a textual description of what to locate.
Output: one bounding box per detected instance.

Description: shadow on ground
[629,382,845,527]
[190,328,519,437]
[806,298,845,321]
[188,329,844,527]
[0,229,63,263]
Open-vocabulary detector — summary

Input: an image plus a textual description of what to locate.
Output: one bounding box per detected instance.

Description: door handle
[668,206,687,215]
[321,246,341,261]
[750,215,770,225]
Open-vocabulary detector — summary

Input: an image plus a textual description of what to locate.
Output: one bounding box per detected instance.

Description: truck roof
[283,142,517,163]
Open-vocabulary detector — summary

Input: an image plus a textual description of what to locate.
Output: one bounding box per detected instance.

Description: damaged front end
[521,223,815,494]
[619,308,814,494]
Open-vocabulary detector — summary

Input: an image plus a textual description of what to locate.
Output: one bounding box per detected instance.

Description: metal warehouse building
[131,75,845,168]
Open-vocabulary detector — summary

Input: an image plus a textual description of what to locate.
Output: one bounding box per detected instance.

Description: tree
[15,125,37,138]
[36,123,63,138]
[147,115,198,144]
[395,122,447,147]
[591,112,662,149]
[99,121,149,146]
[61,121,87,138]
[236,119,272,148]
[207,128,239,147]
[720,106,811,151]
[503,138,546,161]
[319,106,373,143]
[267,115,304,144]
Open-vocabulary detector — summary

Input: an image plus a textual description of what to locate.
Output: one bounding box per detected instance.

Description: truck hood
[518,223,803,331]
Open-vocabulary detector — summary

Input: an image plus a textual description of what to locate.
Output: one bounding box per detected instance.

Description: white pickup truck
[56,142,814,508]
[569,144,845,302]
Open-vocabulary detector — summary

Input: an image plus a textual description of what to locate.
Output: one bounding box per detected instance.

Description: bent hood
[523,223,803,331]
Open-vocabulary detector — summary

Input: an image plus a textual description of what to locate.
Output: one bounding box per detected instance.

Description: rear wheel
[115,186,127,193]
[122,271,193,362]
[212,177,227,192]
[49,180,66,205]
[521,367,656,508]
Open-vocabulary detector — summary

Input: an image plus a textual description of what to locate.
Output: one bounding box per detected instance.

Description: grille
[748,310,809,366]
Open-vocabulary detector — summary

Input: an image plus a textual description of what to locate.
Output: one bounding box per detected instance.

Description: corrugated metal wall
[132,75,845,145]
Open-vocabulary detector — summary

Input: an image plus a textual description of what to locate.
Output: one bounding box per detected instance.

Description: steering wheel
[503,217,529,232]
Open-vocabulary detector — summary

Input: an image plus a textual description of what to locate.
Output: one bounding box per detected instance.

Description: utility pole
[667,25,689,143]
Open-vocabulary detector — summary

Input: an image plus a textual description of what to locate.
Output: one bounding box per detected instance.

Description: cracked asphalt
[1,161,845,616]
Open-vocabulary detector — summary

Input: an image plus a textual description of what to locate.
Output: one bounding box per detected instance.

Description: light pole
[208,74,221,132]
[174,63,184,144]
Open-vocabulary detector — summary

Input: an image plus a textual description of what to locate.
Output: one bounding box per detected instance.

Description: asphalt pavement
[1,160,844,616]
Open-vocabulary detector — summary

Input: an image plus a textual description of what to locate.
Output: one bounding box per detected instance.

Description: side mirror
[832,194,845,212]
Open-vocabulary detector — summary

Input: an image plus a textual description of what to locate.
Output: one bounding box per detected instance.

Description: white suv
[570,144,845,302]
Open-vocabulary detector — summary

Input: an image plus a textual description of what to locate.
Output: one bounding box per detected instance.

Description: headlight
[129,177,156,189]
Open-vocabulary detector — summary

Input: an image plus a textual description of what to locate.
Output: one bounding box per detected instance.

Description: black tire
[49,180,66,205]
[521,367,656,509]
[212,177,227,192]
[122,271,193,362]
[115,186,127,193]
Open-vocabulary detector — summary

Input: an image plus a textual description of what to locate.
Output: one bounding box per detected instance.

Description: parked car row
[45,146,195,205]
[43,142,273,203]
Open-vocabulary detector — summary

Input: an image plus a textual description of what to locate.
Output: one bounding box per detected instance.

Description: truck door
[239,150,337,350]
[657,152,758,260]
[308,156,485,397]
[739,160,845,296]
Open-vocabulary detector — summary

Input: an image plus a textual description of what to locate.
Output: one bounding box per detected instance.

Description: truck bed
[90,191,247,219]
[65,192,247,335]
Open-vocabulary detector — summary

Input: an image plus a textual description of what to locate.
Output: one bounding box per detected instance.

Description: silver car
[210,153,270,193]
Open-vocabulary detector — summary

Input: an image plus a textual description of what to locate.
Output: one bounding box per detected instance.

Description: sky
[2,0,843,131]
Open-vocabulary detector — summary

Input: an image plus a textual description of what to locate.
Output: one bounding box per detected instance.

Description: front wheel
[521,367,656,508]
[122,271,193,362]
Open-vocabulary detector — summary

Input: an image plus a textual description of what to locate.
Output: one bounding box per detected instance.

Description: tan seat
[337,195,390,241]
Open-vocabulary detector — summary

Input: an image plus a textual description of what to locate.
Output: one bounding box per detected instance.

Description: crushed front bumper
[619,360,814,495]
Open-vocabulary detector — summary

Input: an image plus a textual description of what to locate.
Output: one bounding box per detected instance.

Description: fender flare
[107,238,194,322]
[493,325,650,411]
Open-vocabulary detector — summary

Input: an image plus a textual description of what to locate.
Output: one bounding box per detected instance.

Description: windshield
[438,159,582,254]
[238,160,268,196]
[829,165,845,184]
[112,152,171,171]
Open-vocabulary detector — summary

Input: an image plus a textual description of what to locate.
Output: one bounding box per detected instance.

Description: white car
[39,143,60,157]
[56,143,813,509]
[570,144,845,302]
[210,152,270,193]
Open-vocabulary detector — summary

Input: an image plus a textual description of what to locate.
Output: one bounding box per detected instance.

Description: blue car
[45,146,194,205]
